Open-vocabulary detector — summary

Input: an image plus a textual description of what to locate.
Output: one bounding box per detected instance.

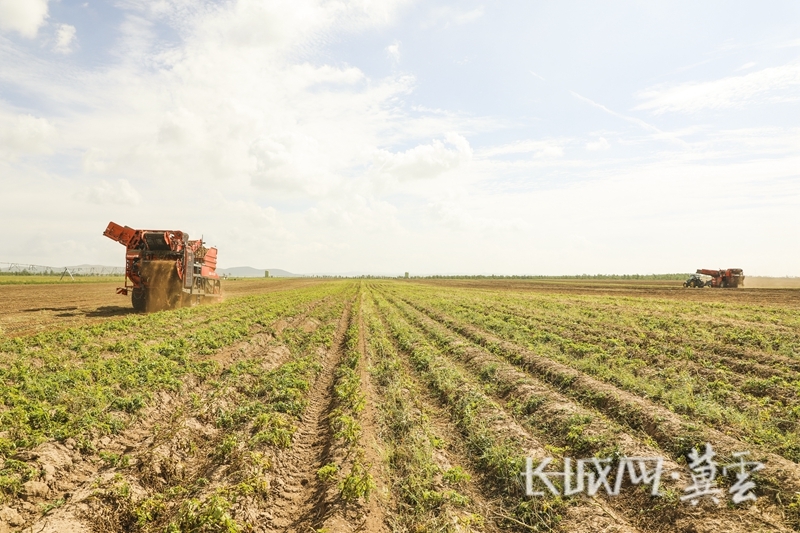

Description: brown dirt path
[264,302,354,533]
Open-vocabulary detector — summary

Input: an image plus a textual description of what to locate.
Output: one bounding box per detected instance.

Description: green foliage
[99,451,130,468]
[250,413,295,448]
[338,461,375,502]
[213,434,239,462]
[331,413,362,445]
[40,497,66,515]
[317,463,338,483]
[371,291,563,530]
[386,282,800,462]
[442,466,471,486]
[134,495,166,526]
[0,284,344,461]
[167,494,241,533]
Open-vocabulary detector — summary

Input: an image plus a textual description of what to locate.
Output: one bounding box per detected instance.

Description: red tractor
[103,221,221,312]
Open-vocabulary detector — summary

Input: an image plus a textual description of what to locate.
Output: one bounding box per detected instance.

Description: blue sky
[1,0,799,275]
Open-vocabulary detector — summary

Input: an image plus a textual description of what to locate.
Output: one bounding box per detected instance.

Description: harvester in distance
[683,268,745,289]
[103,222,221,312]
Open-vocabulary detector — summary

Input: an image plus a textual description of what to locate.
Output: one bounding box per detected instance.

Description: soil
[0,279,322,338]
[415,279,800,308]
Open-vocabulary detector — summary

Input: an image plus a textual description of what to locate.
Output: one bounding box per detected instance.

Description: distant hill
[218,266,301,278]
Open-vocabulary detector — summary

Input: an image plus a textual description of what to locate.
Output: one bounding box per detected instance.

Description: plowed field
[0,279,798,532]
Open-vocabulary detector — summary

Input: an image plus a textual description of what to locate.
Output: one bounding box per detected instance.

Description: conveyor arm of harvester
[103,222,137,247]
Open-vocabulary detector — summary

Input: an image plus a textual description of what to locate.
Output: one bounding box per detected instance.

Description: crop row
[385,284,800,463]
[370,289,571,531]
[379,284,800,528]
[378,289,791,532]
[362,293,488,532]
[0,284,346,456]
[319,293,376,503]
[94,287,352,532]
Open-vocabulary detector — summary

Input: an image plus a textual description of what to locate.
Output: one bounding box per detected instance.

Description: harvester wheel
[132,289,147,312]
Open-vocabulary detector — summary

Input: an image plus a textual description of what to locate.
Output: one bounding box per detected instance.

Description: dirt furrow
[263,303,352,532]
[352,296,391,532]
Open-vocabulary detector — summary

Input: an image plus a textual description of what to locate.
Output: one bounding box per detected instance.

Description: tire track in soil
[386,293,792,533]
[373,292,643,533]
[18,300,328,533]
[351,296,391,533]
[264,301,354,533]
[397,296,800,504]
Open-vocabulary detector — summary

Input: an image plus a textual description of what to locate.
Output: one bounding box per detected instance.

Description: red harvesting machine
[103,221,221,312]
[696,268,745,288]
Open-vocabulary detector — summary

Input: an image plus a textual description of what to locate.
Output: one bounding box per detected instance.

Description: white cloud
[453,6,483,25]
[83,179,141,205]
[586,137,610,151]
[479,139,566,158]
[426,198,528,232]
[635,63,800,114]
[736,61,756,71]
[423,5,484,28]
[386,40,400,62]
[0,0,49,38]
[249,132,331,193]
[572,91,661,133]
[0,113,55,158]
[374,133,472,181]
[53,24,76,54]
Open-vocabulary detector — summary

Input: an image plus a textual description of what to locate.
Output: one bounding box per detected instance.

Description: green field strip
[322,291,377,505]
[387,286,800,465]
[91,286,352,533]
[441,291,800,399]
[371,290,647,533]
[380,291,789,533]
[0,283,349,500]
[363,293,496,532]
[386,289,800,517]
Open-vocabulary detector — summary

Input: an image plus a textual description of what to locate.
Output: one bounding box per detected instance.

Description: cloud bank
[0,0,49,38]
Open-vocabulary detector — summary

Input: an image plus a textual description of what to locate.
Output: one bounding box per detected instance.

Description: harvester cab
[103,221,222,312]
